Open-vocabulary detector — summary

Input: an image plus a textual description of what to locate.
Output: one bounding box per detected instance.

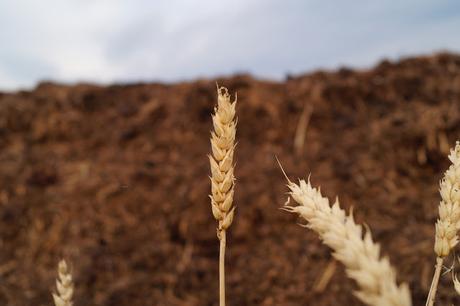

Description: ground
[1,53,460,306]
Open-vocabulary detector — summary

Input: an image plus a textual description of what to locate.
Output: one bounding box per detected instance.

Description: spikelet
[284,178,412,306]
[434,141,460,257]
[209,86,237,237]
[52,260,74,306]
[451,256,460,296]
[453,272,460,296]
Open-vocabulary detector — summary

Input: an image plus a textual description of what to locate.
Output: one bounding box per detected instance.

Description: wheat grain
[209,85,237,306]
[52,260,74,306]
[283,176,412,306]
[426,141,460,306]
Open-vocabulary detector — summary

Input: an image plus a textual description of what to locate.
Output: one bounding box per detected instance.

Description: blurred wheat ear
[52,260,74,306]
[426,141,460,306]
[281,169,412,306]
[209,85,237,306]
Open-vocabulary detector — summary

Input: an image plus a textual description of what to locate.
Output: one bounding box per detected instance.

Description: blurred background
[1,0,460,91]
[1,1,460,306]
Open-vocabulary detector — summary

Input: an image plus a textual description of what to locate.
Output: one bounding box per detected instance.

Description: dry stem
[426,257,443,306]
[294,103,313,156]
[219,230,226,306]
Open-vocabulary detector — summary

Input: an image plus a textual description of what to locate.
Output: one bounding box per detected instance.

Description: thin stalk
[426,257,444,306]
[219,230,227,306]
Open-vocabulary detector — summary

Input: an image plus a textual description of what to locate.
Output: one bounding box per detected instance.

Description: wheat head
[426,141,460,306]
[434,141,460,257]
[209,86,237,236]
[52,260,74,306]
[284,178,412,306]
[209,85,237,306]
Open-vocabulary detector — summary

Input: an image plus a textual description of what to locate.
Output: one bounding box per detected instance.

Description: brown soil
[1,53,460,306]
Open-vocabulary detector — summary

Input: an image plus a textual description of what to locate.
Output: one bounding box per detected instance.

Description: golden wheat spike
[283,177,412,306]
[209,86,237,306]
[52,260,74,306]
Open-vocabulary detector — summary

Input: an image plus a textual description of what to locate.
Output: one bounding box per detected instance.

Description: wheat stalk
[282,174,412,306]
[209,85,237,306]
[52,260,74,306]
[426,141,460,306]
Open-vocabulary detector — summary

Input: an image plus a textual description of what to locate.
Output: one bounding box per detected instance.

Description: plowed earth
[1,53,460,306]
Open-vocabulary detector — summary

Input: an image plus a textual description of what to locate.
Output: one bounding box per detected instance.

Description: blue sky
[0,0,460,91]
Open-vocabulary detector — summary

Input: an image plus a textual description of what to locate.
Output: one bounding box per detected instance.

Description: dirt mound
[1,53,460,305]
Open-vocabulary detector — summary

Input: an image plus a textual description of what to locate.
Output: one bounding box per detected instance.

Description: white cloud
[0,0,459,91]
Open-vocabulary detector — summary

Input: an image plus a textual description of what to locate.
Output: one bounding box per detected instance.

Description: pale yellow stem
[219,230,226,306]
[426,257,444,306]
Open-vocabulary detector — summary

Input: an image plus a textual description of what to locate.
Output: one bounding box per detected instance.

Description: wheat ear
[209,85,237,306]
[52,260,74,306]
[283,177,412,306]
[426,141,460,306]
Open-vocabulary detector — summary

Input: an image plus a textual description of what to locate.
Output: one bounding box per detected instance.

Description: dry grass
[293,102,313,156]
[52,260,74,306]
[209,86,237,306]
[282,175,412,306]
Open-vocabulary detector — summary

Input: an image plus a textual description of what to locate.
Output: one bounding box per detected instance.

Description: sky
[0,0,460,91]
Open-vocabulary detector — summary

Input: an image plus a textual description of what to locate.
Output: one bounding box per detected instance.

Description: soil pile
[1,53,460,305]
